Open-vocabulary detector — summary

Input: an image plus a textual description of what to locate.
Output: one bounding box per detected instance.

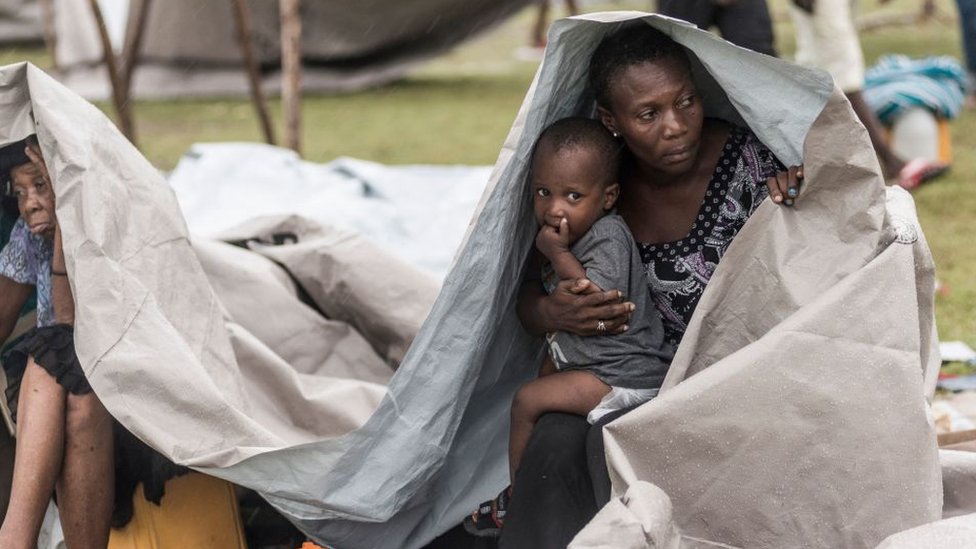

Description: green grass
[1,0,974,345]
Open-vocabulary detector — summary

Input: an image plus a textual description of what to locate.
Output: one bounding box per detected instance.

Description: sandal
[462,486,511,538]
[896,157,948,191]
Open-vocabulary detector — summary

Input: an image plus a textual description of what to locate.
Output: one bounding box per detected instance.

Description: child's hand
[535,217,571,260]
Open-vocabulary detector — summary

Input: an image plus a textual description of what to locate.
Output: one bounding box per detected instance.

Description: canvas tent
[0,0,43,44]
[52,0,535,100]
[0,11,970,549]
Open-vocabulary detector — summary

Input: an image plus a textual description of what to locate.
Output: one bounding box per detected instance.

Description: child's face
[11,161,55,240]
[531,144,619,245]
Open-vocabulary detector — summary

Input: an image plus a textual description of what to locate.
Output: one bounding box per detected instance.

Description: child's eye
[536,188,549,197]
[568,192,582,201]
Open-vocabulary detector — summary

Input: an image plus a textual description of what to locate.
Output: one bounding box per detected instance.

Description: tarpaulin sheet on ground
[167,145,490,279]
[0,11,956,549]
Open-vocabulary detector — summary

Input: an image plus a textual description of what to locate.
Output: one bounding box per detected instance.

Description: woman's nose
[23,190,41,212]
[662,108,686,138]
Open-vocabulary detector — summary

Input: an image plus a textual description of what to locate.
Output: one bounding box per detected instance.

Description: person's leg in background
[657,0,716,35]
[714,0,778,57]
[956,0,976,106]
[789,0,941,183]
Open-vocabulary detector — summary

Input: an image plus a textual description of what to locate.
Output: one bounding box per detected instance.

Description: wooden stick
[120,0,151,99]
[230,0,276,145]
[938,429,976,448]
[37,0,57,70]
[88,0,137,145]
[279,0,302,155]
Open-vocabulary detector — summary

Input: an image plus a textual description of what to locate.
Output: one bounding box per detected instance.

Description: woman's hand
[541,278,634,336]
[766,165,803,207]
[24,142,52,188]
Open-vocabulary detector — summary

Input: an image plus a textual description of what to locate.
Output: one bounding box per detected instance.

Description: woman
[464,24,804,547]
[0,137,114,548]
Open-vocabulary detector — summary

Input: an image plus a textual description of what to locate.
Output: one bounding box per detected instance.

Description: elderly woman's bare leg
[0,358,66,549]
[56,391,113,548]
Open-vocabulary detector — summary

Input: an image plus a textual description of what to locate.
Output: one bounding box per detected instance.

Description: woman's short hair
[588,24,690,108]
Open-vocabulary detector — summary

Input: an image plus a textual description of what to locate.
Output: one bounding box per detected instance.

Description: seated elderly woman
[462,24,803,547]
[0,136,113,548]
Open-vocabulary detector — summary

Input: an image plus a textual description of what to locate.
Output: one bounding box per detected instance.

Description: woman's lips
[662,145,692,163]
[29,222,51,235]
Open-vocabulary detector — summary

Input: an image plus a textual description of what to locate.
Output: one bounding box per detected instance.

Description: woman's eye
[639,110,657,121]
[536,188,549,197]
[679,95,696,108]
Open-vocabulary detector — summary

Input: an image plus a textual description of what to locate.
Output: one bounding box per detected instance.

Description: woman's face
[598,56,704,178]
[11,161,55,240]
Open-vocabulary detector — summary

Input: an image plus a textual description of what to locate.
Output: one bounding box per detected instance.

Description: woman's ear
[597,106,618,137]
[603,182,620,210]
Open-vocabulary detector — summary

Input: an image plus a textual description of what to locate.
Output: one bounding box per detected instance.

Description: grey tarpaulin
[0,11,946,549]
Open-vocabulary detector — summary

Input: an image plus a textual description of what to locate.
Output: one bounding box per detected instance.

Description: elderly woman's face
[599,56,704,177]
[11,161,55,240]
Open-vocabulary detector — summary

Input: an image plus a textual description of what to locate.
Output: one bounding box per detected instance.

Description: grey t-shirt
[541,214,673,389]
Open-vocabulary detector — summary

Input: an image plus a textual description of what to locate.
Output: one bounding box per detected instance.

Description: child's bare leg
[538,355,557,377]
[0,358,66,549]
[56,391,113,548]
[509,370,609,484]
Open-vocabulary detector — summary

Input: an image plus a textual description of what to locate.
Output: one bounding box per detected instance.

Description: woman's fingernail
[773,195,782,203]
[621,325,629,331]
[628,303,636,312]
[784,198,794,206]
[787,188,798,198]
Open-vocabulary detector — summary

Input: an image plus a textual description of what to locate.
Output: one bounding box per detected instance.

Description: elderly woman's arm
[0,276,32,345]
[50,225,73,325]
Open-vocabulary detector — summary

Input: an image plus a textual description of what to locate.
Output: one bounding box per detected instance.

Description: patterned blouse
[638,125,782,349]
[0,218,54,327]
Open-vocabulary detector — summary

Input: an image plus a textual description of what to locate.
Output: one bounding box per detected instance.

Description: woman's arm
[51,224,73,325]
[516,277,634,337]
[24,143,74,325]
[0,276,32,345]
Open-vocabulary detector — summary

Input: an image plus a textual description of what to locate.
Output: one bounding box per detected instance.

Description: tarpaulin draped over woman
[0,12,944,549]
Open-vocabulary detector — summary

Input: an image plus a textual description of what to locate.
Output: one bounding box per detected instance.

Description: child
[465,117,673,537]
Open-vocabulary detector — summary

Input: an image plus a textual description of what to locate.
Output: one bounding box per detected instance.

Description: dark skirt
[2,324,91,422]
[0,324,187,528]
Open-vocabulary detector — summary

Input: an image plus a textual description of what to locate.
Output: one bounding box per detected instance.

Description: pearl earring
[612,132,619,138]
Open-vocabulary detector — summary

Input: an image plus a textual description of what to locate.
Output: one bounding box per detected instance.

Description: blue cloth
[863,55,970,125]
[0,218,53,327]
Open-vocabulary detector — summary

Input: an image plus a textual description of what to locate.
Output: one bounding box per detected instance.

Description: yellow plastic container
[108,473,248,549]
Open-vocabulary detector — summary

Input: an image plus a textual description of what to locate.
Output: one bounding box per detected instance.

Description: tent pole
[88,0,137,146]
[120,0,151,100]
[280,0,302,156]
[37,0,57,70]
[230,0,276,146]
